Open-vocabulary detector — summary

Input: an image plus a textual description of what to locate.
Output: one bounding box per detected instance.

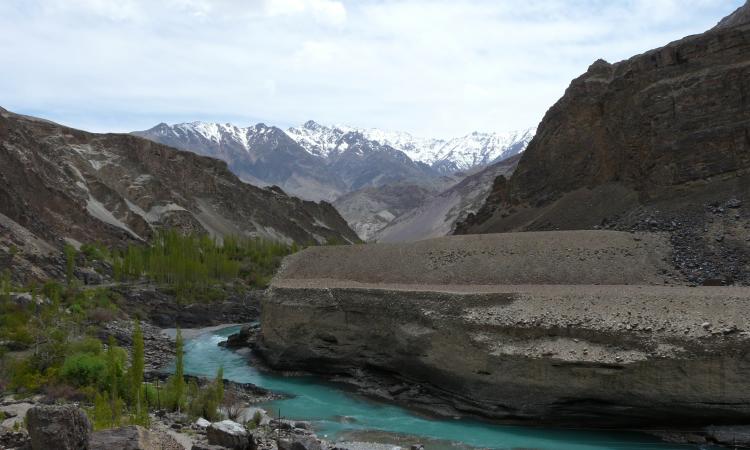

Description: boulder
[89,426,183,450]
[207,420,252,450]
[276,436,322,450]
[194,417,211,429]
[26,405,91,450]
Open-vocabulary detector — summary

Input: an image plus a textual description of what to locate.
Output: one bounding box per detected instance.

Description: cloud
[0,0,742,137]
[264,0,346,24]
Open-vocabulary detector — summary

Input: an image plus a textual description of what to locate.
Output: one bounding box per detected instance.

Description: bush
[61,353,108,388]
[8,358,46,392]
[246,410,263,430]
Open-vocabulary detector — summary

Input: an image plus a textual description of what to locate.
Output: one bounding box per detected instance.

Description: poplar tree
[131,320,146,424]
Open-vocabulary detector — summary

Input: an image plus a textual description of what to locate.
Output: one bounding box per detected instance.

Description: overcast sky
[0,0,743,137]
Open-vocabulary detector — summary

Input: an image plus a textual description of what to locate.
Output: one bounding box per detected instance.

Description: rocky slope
[133,121,346,201]
[454,3,750,284]
[332,180,452,241]
[0,107,358,275]
[375,154,521,242]
[258,231,750,428]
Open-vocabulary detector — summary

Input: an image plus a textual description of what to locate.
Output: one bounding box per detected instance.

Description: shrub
[246,410,263,430]
[61,353,108,388]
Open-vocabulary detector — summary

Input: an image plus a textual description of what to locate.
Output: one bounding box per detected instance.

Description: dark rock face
[111,285,260,328]
[0,107,359,253]
[26,405,91,450]
[455,6,750,283]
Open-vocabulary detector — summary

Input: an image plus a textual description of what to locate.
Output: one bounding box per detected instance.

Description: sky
[0,0,744,138]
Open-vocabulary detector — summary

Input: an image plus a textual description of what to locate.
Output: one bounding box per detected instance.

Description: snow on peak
[151,120,535,173]
[287,122,536,172]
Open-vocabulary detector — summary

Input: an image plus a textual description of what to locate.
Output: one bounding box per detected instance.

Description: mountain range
[133,120,533,240]
[134,121,533,202]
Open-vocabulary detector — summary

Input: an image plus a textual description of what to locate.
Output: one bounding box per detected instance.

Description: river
[182,326,702,450]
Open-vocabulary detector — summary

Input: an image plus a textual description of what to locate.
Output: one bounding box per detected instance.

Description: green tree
[106,336,121,427]
[214,366,224,406]
[129,320,146,424]
[165,328,186,412]
[64,244,77,285]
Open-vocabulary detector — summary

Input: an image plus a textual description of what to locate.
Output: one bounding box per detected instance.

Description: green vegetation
[102,230,298,299]
[161,329,186,412]
[187,367,224,421]
[0,275,159,430]
[0,227,300,427]
[64,244,77,285]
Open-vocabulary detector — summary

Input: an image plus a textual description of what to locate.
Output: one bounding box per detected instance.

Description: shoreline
[162,323,244,340]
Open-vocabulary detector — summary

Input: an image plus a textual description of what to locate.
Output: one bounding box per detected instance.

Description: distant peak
[714,1,750,30]
[303,120,322,130]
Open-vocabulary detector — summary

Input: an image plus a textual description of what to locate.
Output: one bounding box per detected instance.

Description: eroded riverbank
[183,325,699,450]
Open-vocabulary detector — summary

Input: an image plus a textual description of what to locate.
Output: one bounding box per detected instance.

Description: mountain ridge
[134,120,534,203]
[455,3,750,285]
[0,106,359,276]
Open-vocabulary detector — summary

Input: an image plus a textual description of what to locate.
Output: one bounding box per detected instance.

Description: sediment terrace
[258,231,750,427]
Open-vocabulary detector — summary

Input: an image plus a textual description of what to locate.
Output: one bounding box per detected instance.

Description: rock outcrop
[258,232,750,428]
[454,3,750,284]
[375,155,521,242]
[206,420,252,450]
[26,405,91,450]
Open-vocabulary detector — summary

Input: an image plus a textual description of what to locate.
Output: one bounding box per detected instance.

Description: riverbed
[182,326,702,450]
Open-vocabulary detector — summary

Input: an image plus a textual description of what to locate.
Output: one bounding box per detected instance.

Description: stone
[207,420,252,450]
[89,426,183,450]
[276,436,322,450]
[26,405,91,450]
[727,199,743,209]
[194,417,211,429]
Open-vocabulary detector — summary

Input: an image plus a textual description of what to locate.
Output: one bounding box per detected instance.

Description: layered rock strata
[259,232,750,427]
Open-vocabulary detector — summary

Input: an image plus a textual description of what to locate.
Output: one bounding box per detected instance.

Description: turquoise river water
[183,326,705,450]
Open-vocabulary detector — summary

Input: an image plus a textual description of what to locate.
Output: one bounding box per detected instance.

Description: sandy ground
[276,230,678,286]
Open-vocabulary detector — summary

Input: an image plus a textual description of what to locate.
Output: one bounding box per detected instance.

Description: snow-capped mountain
[287,121,535,174]
[135,119,535,240]
[133,121,347,201]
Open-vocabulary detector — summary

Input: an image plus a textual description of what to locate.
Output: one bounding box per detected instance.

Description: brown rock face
[0,108,359,254]
[455,6,750,284]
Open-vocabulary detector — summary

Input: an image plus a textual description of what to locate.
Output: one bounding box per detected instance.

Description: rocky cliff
[455,3,750,284]
[375,155,521,243]
[259,232,750,428]
[0,107,359,274]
